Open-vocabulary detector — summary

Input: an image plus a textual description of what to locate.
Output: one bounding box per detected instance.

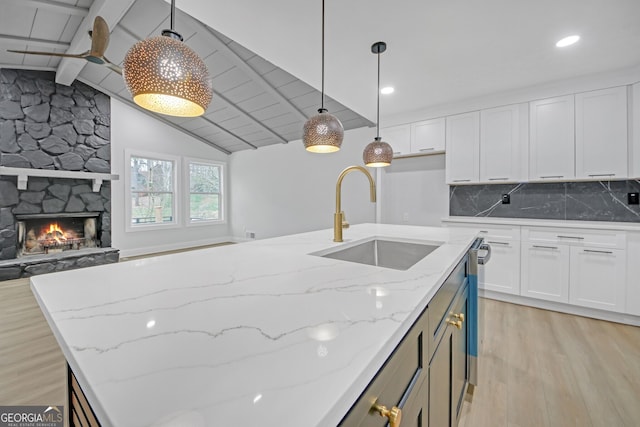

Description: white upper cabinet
[575,86,628,179]
[411,118,445,154]
[632,83,640,178]
[529,95,575,181]
[480,103,528,183]
[445,111,480,184]
[381,124,411,156]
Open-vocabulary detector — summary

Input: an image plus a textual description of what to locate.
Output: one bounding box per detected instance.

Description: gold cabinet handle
[372,402,402,427]
[447,319,463,330]
[453,313,465,322]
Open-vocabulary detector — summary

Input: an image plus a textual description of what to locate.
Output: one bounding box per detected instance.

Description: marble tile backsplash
[449,180,640,222]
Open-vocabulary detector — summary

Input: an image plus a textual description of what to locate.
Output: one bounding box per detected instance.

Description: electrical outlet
[501,194,511,204]
[629,192,639,205]
[245,231,256,239]
[402,212,409,223]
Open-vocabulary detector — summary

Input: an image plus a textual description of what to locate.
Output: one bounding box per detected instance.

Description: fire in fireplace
[17,213,100,257]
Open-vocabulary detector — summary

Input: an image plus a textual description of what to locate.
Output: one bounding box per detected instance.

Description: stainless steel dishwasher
[468,238,491,392]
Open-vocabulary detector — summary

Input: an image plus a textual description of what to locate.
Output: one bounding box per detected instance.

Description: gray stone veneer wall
[449,180,640,222]
[0,68,114,267]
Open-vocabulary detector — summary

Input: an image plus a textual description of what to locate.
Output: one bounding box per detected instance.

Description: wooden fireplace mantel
[0,166,119,192]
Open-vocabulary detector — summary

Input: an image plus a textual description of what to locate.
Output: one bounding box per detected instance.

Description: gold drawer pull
[372,402,402,427]
[453,313,465,322]
[447,319,463,329]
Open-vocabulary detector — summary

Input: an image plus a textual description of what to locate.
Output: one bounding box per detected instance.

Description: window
[129,155,176,227]
[188,160,223,223]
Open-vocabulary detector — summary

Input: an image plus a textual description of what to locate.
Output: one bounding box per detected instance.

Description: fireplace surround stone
[0,69,118,279]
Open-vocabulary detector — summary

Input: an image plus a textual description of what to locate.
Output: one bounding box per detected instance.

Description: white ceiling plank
[30,10,74,41]
[0,35,70,50]
[0,5,37,39]
[4,0,89,17]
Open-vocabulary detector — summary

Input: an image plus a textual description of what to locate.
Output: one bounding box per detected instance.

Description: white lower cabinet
[569,247,626,312]
[627,232,640,316]
[521,242,570,303]
[482,238,520,295]
[444,220,638,322]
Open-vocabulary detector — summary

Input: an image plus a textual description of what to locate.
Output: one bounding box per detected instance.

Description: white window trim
[184,157,227,227]
[125,149,181,232]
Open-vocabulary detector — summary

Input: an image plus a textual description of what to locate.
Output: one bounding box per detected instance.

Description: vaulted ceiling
[2,0,640,156]
[0,0,373,155]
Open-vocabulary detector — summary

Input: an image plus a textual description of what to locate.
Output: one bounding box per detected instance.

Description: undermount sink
[313,238,441,271]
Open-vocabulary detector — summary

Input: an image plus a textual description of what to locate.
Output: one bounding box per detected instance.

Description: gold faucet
[334,165,376,242]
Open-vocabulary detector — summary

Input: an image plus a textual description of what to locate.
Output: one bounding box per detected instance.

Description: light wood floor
[2,279,639,426]
[459,299,640,427]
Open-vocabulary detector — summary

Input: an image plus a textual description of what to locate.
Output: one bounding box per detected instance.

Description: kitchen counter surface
[30,224,479,427]
[443,216,640,231]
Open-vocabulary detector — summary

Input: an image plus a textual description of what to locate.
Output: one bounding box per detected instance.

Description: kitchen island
[30,224,480,426]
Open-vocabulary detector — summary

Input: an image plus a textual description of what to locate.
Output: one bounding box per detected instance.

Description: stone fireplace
[0,68,119,280]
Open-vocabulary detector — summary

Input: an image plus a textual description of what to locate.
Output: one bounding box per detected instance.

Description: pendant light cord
[320,0,325,110]
[170,0,176,30]
[376,50,380,139]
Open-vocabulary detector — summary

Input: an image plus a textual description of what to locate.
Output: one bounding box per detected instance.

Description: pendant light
[363,41,393,167]
[123,0,212,117]
[302,0,344,153]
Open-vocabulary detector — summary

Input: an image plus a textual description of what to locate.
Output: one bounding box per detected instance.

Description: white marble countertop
[442,216,640,231]
[30,224,479,427]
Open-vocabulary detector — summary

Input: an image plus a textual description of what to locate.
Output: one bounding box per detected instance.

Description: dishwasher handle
[477,242,491,265]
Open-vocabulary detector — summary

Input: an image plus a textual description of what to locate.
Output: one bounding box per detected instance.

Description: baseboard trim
[480,289,640,327]
[118,236,235,258]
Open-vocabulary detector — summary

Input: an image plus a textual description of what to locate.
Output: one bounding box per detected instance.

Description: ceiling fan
[7,16,122,75]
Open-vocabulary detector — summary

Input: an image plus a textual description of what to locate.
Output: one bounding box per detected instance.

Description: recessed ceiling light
[556,35,580,48]
[381,86,395,95]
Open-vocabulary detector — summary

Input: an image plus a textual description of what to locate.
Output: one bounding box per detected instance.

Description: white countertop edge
[442,216,640,231]
[30,276,115,427]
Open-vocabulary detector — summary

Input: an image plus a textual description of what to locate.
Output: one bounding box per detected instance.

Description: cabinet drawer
[522,226,625,249]
[428,257,467,361]
[444,222,520,241]
[339,308,428,426]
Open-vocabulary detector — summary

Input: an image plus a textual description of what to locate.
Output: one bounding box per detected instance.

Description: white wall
[229,126,378,239]
[110,99,231,257]
[380,154,448,226]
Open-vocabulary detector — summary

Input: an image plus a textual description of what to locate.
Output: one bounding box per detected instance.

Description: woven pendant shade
[303,109,344,153]
[123,33,212,117]
[363,137,393,167]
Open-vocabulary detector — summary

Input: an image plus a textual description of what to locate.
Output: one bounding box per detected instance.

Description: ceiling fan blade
[90,16,110,58]
[105,62,123,75]
[7,49,88,59]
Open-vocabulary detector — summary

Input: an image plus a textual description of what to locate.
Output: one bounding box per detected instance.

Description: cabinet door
[480,104,527,182]
[569,247,627,312]
[627,232,640,316]
[482,239,521,295]
[451,289,469,426]
[521,243,570,303]
[575,86,628,179]
[429,330,452,427]
[398,378,429,427]
[412,118,445,154]
[381,124,411,156]
[529,95,575,180]
[632,83,640,178]
[445,111,480,184]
